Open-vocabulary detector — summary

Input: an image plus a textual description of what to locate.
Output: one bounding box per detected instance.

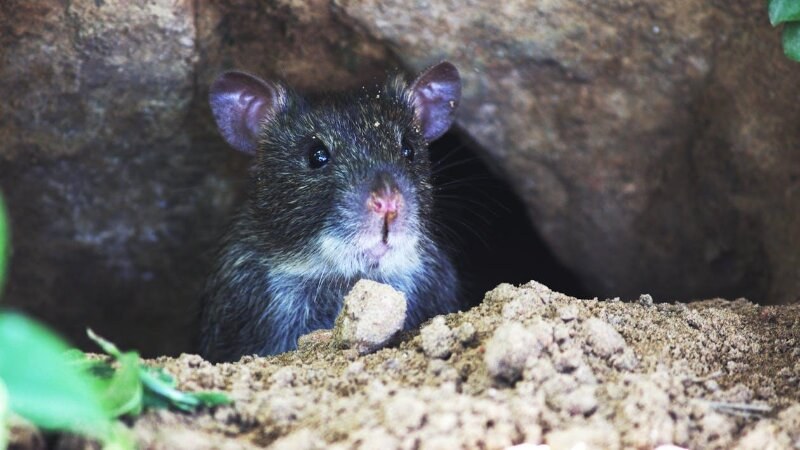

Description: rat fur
[199,63,462,361]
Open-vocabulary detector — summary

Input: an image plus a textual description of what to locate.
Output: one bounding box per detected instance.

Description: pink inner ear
[209,71,281,155]
[410,62,461,142]
[241,92,271,141]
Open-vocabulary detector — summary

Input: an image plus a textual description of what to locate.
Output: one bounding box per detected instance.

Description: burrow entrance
[429,131,588,308]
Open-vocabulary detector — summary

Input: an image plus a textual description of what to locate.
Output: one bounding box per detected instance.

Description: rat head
[209,62,461,278]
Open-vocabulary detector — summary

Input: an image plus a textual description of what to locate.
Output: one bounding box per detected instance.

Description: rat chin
[317,232,422,278]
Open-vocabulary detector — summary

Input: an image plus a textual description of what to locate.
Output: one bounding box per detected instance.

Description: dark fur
[199,73,460,362]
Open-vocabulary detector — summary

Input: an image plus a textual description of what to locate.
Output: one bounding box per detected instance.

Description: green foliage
[0,316,230,449]
[0,313,110,433]
[0,313,129,449]
[783,22,800,61]
[87,329,231,414]
[769,0,800,61]
[769,0,800,25]
[0,165,227,450]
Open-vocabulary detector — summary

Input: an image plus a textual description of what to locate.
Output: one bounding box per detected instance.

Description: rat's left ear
[410,61,461,142]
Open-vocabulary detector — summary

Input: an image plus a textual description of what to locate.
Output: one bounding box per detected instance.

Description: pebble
[332,279,407,355]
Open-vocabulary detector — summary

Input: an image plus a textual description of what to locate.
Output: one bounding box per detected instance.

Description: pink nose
[368,191,402,222]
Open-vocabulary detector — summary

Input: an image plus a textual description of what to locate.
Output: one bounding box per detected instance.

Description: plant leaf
[98,353,144,417]
[0,313,110,436]
[783,21,800,61]
[87,328,124,359]
[87,329,232,414]
[190,391,233,407]
[769,0,800,25]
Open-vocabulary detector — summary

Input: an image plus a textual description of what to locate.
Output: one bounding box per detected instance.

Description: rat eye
[308,143,330,169]
[401,138,415,162]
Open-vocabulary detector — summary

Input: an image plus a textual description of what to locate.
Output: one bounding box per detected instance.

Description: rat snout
[367,190,402,224]
[366,171,404,223]
[365,171,406,245]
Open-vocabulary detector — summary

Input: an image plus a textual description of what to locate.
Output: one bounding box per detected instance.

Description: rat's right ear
[209,71,286,155]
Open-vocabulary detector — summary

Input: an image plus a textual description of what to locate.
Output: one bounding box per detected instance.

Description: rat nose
[368,191,402,218]
[367,172,403,224]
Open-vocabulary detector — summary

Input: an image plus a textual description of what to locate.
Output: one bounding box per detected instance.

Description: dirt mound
[17,281,800,449]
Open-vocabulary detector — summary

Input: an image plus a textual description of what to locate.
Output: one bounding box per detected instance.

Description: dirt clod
[420,317,456,359]
[331,280,407,355]
[485,322,543,383]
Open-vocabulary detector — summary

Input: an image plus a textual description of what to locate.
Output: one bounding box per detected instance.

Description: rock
[454,322,477,345]
[583,318,627,358]
[332,279,407,355]
[5,0,800,361]
[0,0,396,355]
[334,0,800,305]
[558,304,579,322]
[484,322,541,382]
[420,316,456,359]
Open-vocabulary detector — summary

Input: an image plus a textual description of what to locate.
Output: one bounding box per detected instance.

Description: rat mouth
[381,212,397,244]
[364,242,391,261]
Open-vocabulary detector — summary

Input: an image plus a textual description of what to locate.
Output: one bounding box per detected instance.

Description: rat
[198,62,462,362]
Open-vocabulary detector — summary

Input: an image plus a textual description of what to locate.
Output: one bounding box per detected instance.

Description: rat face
[209,63,461,279]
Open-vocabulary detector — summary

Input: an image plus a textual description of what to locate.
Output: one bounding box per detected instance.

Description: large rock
[334,0,800,303]
[0,0,395,355]
[1,0,797,357]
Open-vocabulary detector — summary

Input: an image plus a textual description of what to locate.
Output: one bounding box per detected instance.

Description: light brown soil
[14,281,800,449]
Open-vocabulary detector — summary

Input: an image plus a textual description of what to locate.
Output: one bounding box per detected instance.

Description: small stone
[553,323,572,344]
[484,322,542,382]
[420,316,456,359]
[563,385,598,416]
[584,317,627,358]
[269,367,297,388]
[455,322,477,344]
[332,279,407,355]
[558,304,579,321]
[554,347,583,373]
[638,293,654,306]
[611,348,640,371]
[384,392,427,432]
[297,329,333,351]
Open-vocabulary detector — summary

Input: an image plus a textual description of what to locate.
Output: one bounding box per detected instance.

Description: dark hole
[429,131,588,307]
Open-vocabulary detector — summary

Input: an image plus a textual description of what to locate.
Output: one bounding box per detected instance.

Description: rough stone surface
[333,0,800,304]
[9,281,799,449]
[332,280,407,355]
[0,0,397,355]
[3,0,800,358]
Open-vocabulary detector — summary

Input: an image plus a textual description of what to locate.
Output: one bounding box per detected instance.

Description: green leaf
[87,329,232,414]
[87,329,124,359]
[0,313,110,436]
[783,21,800,61]
[189,391,232,407]
[0,195,9,296]
[98,353,144,417]
[769,0,800,25]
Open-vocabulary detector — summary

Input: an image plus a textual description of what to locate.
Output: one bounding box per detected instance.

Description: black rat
[198,62,462,362]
